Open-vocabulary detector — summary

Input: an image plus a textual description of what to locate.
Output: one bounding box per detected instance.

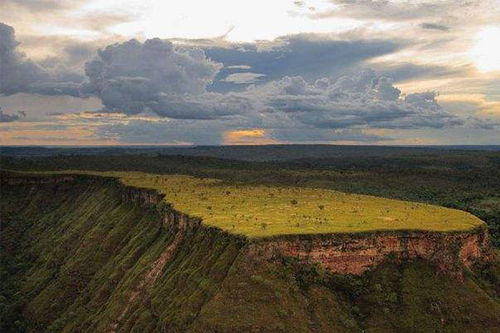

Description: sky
[0,0,499,146]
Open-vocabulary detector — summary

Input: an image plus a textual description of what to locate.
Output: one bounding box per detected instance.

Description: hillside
[1,172,499,332]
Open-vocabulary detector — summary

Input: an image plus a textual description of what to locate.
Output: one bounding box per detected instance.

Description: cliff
[1,172,499,333]
[249,229,492,277]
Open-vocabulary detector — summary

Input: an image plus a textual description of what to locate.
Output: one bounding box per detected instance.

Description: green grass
[0,175,244,332]
[190,257,500,333]
[32,171,485,238]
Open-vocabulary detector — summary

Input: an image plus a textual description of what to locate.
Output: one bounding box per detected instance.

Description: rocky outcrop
[121,187,203,232]
[121,186,165,206]
[250,229,492,277]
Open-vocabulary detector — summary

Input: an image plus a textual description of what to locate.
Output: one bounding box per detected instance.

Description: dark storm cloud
[0,22,43,95]
[94,69,466,145]
[0,22,83,96]
[82,38,228,118]
[419,23,451,31]
[207,34,403,91]
[249,70,463,130]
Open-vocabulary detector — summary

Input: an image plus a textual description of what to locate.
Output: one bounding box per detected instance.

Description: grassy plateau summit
[47,171,485,238]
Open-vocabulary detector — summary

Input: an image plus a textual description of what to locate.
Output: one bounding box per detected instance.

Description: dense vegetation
[1,172,499,333]
[2,145,500,245]
[2,144,499,161]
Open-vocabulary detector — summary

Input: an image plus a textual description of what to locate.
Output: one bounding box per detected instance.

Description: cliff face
[251,230,491,277]
[2,172,499,333]
[121,186,165,206]
[0,173,244,333]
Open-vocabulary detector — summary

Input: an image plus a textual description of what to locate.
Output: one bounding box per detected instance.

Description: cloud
[0,22,43,95]
[207,33,403,91]
[372,62,468,82]
[225,65,252,70]
[246,70,463,130]
[224,128,277,145]
[0,22,83,96]
[2,22,495,145]
[0,22,460,104]
[74,61,482,144]
[221,72,266,84]
[311,0,483,22]
[3,0,83,12]
[11,22,399,96]
[0,107,25,122]
[465,116,500,130]
[83,38,226,118]
[419,23,450,32]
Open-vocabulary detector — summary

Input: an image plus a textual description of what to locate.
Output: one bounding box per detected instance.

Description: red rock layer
[251,229,491,276]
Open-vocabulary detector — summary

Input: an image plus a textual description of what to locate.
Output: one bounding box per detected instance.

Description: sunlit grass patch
[58,171,483,238]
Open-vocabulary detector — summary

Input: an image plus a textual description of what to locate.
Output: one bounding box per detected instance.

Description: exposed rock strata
[250,229,492,277]
[121,186,165,206]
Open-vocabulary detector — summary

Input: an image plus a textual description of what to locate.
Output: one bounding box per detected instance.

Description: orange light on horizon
[223,128,278,145]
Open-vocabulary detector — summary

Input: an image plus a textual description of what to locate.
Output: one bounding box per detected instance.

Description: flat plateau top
[83,171,483,238]
[10,171,484,238]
